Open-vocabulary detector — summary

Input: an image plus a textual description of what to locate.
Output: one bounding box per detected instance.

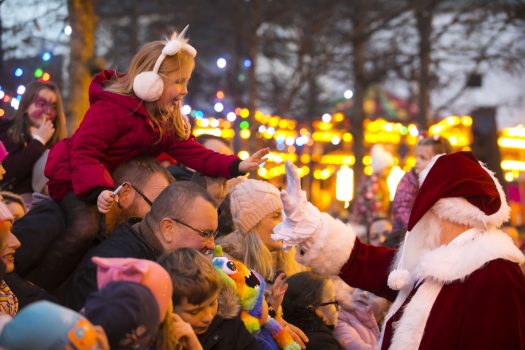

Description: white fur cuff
[296,213,356,276]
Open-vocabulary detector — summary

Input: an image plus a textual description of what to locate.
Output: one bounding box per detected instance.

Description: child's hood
[88,69,148,116]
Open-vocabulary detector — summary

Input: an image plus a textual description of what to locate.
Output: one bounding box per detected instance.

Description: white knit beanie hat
[229,179,282,234]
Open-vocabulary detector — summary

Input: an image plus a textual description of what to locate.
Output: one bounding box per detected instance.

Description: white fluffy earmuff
[132,25,197,102]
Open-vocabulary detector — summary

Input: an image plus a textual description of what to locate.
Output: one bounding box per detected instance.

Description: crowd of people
[0,27,523,350]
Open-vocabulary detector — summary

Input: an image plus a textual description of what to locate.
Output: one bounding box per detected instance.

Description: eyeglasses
[32,97,58,115]
[128,183,153,206]
[169,217,217,241]
[115,182,153,206]
[317,300,340,311]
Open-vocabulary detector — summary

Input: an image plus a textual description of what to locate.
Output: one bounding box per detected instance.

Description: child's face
[173,291,219,335]
[27,88,58,127]
[157,61,195,114]
[5,201,25,221]
[255,209,283,251]
[315,280,339,327]
[0,221,21,273]
[415,145,435,175]
[368,219,391,245]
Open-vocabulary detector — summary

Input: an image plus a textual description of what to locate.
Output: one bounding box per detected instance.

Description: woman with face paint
[0,81,67,204]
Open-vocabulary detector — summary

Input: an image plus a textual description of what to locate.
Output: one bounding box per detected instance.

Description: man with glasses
[12,157,173,294]
[101,157,173,235]
[65,181,219,311]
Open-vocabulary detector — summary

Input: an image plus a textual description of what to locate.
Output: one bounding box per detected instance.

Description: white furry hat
[229,179,282,234]
[371,144,394,174]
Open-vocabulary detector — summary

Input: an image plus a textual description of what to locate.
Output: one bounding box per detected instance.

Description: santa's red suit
[273,152,525,350]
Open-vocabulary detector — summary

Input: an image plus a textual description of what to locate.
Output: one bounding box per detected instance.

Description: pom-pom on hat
[229,178,282,234]
[92,257,173,322]
[408,151,509,231]
[0,301,98,350]
[83,281,160,350]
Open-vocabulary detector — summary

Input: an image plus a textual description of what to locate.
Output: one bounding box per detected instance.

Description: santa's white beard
[391,210,442,274]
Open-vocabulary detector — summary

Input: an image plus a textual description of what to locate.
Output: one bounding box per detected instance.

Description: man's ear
[116,185,134,209]
[158,218,174,243]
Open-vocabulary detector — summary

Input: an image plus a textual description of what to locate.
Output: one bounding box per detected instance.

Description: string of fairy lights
[1,50,523,206]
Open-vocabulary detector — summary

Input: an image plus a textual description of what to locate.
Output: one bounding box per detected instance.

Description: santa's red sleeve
[339,238,399,302]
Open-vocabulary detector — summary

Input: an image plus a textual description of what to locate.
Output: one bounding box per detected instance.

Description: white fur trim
[296,213,356,276]
[389,281,443,350]
[414,229,524,283]
[378,228,524,349]
[387,269,410,290]
[378,287,412,347]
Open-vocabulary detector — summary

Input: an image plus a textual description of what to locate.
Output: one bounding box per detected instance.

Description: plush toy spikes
[212,245,300,350]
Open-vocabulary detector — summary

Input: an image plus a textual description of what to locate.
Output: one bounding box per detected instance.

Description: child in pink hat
[91,256,173,322]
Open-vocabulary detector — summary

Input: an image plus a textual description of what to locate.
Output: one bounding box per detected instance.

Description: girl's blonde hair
[242,230,305,281]
[243,230,275,281]
[105,36,195,141]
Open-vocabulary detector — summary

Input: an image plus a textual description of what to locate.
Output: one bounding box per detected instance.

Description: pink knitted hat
[92,257,173,322]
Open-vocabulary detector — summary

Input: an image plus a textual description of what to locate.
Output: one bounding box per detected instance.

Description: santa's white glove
[272,161,322,250]
[280,160,306,222]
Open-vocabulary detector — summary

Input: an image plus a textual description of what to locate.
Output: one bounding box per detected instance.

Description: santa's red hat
[408,151,509,230]
[388,151,510,291]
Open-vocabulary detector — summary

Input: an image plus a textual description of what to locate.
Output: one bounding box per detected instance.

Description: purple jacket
[333,308,379,350]
[391,168,419,232]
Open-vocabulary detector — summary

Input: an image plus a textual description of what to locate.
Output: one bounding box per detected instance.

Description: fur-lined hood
[215,231,245,262]
[217,280,241,319]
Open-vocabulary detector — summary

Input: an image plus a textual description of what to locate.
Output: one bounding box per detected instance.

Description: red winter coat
[45,70,241,201]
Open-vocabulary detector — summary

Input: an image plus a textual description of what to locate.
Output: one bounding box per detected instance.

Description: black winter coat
[0,118,47,194]
[285,310,343,350]
[64,222,163,311]
[198,316,261,350]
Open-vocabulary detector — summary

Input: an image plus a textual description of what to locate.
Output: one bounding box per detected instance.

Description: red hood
[89,70,149,117]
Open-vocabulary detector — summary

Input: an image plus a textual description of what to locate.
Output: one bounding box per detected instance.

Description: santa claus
[273,152,525,350]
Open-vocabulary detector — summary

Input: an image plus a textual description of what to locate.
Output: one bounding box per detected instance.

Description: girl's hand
[238,147,270,173]
[97,190,117,214]
[275,317,309,349]
[172,313,203,350]
[30,116,55,145]
[270,272,288,311]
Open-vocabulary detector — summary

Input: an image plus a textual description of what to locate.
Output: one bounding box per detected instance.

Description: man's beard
[105,203,137,235]
[391,210,442,274]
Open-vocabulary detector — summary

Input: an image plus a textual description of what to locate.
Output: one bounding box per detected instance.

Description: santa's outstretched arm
[273,161,398,301]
